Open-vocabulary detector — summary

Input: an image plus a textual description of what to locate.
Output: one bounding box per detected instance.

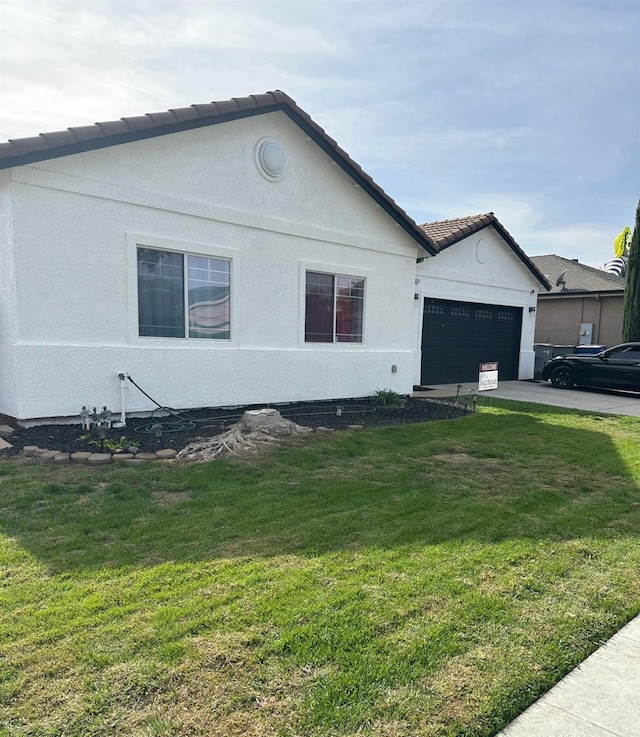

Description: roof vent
[256,138,286,180]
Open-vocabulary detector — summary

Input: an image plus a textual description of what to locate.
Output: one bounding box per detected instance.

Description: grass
[1,400,640,736]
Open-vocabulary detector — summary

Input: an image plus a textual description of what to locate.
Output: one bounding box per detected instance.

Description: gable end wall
[4,116,421,421]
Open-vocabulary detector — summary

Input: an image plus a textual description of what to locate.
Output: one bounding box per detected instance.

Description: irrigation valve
[80,405,113,431]
[101,406,112,427]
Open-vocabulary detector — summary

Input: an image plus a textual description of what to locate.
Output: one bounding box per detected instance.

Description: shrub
[371,389,403,408]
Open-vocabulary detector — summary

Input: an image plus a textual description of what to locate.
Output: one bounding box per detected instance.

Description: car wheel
[550,366,575,389]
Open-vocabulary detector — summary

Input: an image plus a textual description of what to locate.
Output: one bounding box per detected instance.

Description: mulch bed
[1,398,470,457]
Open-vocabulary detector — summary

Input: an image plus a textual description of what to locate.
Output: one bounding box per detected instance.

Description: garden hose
[125,375,394,436]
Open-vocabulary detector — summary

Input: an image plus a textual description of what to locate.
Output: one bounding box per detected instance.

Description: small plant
[371,389,403,408]
[101,436,132,453]
[85,434,131,453]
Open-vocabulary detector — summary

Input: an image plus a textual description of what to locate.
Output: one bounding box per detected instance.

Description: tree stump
[176,408,312,462]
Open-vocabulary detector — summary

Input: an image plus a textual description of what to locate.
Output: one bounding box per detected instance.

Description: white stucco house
[0,90,548,423]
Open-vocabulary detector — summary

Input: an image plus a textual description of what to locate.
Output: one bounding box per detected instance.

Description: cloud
[533,224,616,267]
[0,0,637,271]
[0,0,335,138]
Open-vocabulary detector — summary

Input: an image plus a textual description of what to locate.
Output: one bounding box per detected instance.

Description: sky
[1,0,638,268]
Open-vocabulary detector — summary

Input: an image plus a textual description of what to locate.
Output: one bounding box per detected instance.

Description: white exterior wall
[0,171,19,417]
[3,112,421,421]
[415,228,540,382]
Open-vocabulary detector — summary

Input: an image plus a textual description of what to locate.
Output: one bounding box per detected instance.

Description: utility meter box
[579,323,594,345]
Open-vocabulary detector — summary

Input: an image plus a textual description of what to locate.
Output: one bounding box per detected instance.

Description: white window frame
[299,261,369,347]
[128,234,237,344]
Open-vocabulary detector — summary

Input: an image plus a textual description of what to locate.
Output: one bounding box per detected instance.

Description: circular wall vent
[255,138,287,180]
[476,238,488,264]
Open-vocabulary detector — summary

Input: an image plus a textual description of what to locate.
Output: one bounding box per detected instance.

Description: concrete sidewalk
[415,380,640,416]
[495,616,640,736]
[413,380,640,736]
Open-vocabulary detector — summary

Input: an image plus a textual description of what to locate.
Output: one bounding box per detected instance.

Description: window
[137,247,230,339]
[609,346,640,360]
[305,271,364,343]
[425,301,445,315]
[475,308,492,319]
[450,306,470,318]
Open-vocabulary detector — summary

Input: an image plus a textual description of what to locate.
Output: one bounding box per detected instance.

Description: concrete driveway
[415,380,640,417]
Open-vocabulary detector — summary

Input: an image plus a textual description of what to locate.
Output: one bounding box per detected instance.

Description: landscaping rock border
[21,446,178,464]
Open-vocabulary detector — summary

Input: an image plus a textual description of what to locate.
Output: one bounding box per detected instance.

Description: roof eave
[426,215,550,290]
[486,217,551,291]
[538,289,625,298]
[0,102,286,171]
[280,106,437,255]
[0,92,438,256]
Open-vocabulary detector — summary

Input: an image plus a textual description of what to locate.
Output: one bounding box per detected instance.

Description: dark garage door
[421,298,522,385]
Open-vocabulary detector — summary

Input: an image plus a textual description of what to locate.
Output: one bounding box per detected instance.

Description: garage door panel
[421,298,522,384]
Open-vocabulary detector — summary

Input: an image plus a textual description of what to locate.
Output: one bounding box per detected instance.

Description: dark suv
[541,343,640,390]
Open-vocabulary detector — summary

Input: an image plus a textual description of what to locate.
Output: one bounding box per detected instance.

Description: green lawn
[1,401,640,736]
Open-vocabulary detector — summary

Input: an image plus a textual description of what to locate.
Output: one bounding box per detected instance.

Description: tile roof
[0,90,437,255]
[420,213,496,247]
[0,92,289,162]
[530,254,625,294]
[419,213,550,290]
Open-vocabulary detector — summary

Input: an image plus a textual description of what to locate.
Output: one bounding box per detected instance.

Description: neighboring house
[0,91,547,423]
[416,214,549,384]
[531,255,625,348]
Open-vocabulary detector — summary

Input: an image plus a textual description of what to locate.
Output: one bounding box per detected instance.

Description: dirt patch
[432,453,474,462]
[3,398,470,457]
[151,490,192,507]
